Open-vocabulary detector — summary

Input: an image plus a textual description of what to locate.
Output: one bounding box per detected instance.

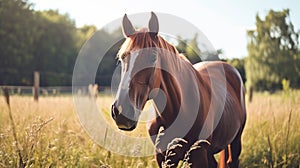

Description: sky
[29,0,300,59]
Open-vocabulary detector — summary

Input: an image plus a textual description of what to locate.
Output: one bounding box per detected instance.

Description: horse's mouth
[118,123,137,131]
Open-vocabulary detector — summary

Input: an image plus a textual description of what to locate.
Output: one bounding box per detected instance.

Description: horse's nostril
[111,104,119,119]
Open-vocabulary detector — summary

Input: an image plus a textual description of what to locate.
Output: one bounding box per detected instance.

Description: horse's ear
[122,14,135,37]
[148,12,159,35]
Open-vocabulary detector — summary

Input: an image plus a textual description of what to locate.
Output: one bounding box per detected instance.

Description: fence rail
[0,85,111,96]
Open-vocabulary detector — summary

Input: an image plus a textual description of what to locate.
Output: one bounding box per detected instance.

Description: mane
[117,28,181,61]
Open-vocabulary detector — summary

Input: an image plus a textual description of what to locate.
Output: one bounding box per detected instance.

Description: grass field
[0,91,299,167]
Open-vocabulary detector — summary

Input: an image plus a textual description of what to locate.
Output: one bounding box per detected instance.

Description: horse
[111,12,246,168]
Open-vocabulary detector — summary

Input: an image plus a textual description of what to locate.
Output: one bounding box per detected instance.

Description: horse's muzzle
[111,103,120,120]
[111,103,137,131]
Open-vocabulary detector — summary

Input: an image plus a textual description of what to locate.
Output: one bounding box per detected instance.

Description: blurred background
[1,1,300,167]
[0,0,299,92]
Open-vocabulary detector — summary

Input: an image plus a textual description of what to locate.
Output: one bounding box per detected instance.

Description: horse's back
[193,61,244,106]
[193,61,246,152]
[194,61,246,121]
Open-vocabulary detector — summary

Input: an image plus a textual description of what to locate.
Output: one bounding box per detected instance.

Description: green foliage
[0,0,36,85]
[33,10,79,86]
[246,9,300,91]
[227,58,246,83]
[0,0,224,86]
[0,0,96,86]
[175,34,221,63]
[176,36,188,54]
[96,29,124,86]
[176,34,202,63]
[186,34,202,64]
[1,0,203,86]
[282,78,291,96]
[77,25,97,47]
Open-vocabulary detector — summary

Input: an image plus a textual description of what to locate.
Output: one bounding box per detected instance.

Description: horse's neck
[159,71,181,121]
[153,56,202,128]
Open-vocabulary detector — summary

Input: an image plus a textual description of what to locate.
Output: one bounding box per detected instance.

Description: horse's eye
[121,51,130,60]
[122,56,127,62]
[136,80,148,85]
[116,60,121,65]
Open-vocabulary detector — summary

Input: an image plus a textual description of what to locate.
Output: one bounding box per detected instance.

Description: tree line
[0,0,95,86]
[1,0,299,91]
[245,9,300,91]
[213,9,300,92]
[0,0,204,86]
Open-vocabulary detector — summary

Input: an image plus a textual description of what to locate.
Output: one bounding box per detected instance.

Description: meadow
[0,91,299,167]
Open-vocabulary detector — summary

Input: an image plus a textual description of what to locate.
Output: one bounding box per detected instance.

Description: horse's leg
[207,153,218,168]
[188,148,208,168]
[156,152,164,168]
[226,144,232,165]
[218,146,232,168]
[228,132,242,168]
[218,149,226,168]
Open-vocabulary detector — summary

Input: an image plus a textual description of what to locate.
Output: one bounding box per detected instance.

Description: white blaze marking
[122,51,139,90]
[115,51,139,102]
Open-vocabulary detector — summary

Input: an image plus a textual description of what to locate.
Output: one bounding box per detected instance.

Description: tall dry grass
[0,95,157,168]
[240,91,300,167]
[0,91,299,167]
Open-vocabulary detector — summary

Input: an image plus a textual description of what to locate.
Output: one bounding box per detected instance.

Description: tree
[77,25,97,47]
[176,34,202,63]
[246,9,300,91]
[0,0,124,86]
[0,0,36,85]
[0,0,87,86]
[176,36,188,54]
[228,58,246,83]
[96,28,124,86]
[186,34,202,63]
[32,10,79,86]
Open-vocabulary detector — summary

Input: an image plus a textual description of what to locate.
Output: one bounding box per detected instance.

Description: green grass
[0,91,299,167]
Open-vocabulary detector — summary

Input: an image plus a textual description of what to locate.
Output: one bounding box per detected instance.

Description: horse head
[111,12,162,131]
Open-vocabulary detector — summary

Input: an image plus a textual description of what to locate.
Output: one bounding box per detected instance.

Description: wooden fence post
[33,71,39,101]
[248,86,253,103]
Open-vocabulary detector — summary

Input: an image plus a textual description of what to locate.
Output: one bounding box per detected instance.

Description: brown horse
[111,12,246,168]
